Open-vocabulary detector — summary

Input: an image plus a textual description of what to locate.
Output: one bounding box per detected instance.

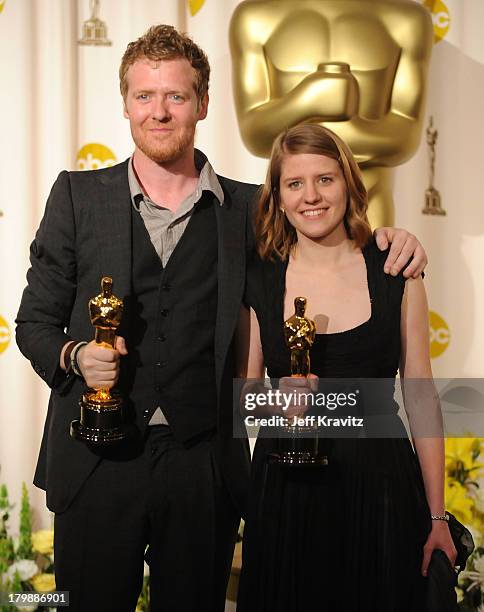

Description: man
[16,24,427,612]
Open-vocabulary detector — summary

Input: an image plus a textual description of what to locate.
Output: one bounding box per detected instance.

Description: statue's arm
[230,4,338,157]
[230,3,433,165]
[332,6,434,166]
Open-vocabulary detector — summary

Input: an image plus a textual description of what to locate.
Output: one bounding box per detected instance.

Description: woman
[236,124,457,612]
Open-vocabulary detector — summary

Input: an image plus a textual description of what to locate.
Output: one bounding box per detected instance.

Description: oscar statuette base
[70,390,131,445]
[268,424,328,466]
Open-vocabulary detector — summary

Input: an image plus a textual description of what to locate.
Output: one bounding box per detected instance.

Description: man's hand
[279,374,319,419]
[77,336,128,389]
[374,227,428,279]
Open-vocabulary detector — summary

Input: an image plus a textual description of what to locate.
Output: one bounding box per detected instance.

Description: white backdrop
[0,0,482,535]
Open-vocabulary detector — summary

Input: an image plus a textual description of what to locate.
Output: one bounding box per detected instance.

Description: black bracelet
[63,341,77,373]
[71,341,88,377]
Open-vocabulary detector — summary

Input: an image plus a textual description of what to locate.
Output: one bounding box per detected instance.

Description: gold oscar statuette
[284,297,316,379]
[78,0,112,47]
[70,277,131,444]
[269,297,328,466]
[230,0,433,227]
[423,116,446,216]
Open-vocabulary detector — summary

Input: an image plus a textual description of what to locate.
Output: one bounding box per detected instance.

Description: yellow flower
[445,480,474,526]
[446,438,478,465]
[445,438,484,487]
[30,572,56,592]
[456,585,464,603]
[31,529,54,555]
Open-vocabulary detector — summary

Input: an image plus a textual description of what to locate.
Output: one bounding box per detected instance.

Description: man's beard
[132,123,196,164]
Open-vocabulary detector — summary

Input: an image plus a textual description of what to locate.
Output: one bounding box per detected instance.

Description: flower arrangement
[136,571,150,612]
[0,483,55,612]
[445,438,484,610]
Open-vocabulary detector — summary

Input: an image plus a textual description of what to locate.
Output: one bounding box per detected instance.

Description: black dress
[237,241,435,612]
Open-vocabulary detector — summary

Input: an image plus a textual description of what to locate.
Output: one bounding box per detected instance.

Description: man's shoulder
[46,160,130,210]
[64,159,129,186]
[217,175,260,200]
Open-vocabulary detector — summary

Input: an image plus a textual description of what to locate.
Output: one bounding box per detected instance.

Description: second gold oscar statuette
[268,297,328,466]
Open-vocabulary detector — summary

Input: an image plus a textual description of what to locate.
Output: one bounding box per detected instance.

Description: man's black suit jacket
[16,159,258,515]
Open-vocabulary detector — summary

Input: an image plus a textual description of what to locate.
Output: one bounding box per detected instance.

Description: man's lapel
[214,179,247,386]
[91,160,132,299]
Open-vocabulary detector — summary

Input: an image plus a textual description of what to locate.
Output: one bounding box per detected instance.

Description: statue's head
[295,296,307,316]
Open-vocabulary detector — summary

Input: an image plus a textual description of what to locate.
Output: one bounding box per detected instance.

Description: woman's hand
[240,374,318,418]
[421,520,457,576]
[278,374,319,419]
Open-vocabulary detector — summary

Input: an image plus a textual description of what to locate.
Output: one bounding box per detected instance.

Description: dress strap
[362,239,406,325]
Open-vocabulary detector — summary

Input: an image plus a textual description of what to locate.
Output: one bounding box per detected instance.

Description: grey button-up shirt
[128,150,224,425]
[128,150,224,267]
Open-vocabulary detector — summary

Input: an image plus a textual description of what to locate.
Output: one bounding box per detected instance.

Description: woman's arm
[235,305,265,380]
[400,276,456,575]
[400,276,443,513]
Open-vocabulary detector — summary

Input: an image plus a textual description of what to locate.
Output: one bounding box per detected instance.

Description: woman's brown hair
[255,123,372,260]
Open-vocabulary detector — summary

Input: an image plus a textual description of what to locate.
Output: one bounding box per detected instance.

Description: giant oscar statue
[230,0,433,227]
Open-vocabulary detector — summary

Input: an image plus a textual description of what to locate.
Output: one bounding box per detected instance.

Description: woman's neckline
[281,242,374,337]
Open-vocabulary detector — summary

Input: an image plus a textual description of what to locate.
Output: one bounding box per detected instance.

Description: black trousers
[54,426,239,612]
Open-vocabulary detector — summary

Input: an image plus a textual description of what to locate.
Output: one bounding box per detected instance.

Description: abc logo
[77,143,116,171]
[429,310,450,359]
[423,0,450,43]
[0,315,11,355]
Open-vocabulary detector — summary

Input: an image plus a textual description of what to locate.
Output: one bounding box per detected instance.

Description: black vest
[124,194,219,441]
